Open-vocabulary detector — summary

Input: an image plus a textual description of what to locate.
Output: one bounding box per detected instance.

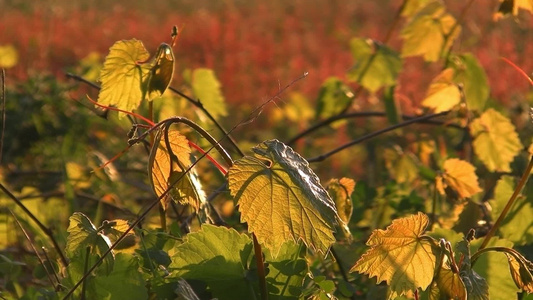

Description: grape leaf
[148,129,204,210]
[422,68,461,113]
[228,139,338,255]
[327,178,355,225]
[347,38,402,93]
[470,109,523,172]
[435,264,467,300]
[402,0,434,18]
[97,39,151,118]
[175,279,201,300]
[383,147,419,184]
[264,240,308,299]
[350,212,437,297]
[456,237,489,300]
[169,224,256,300]
[504,252,533,293]
[401,1,460,62]
[66,212,114,275]
[191,68,227,119]
[436,158,482,200]
[494,0,533,19]
[0,44,18,68]
[450,54,490,111]
[489,176,533,245]
[315,77,354,120]
[144,43,175,100]
[470,237,520,300]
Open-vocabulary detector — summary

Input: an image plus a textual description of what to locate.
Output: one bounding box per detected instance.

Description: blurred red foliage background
[1,0,531,112]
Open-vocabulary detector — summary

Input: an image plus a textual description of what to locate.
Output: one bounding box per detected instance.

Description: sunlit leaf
[401,1,460,62]
[494,0,533,19]
[228,139,338,255]
[504,252,533,293]
[489,176,533,245]
[148,129,202,210]
[450,54,490,111]
[350,212,437,297]
[0,44,18,68]
[66,212,114,275]
[383,147,419,184]
[144,43,175,100]
[470,237,520,299]
[422,68,461,113]
[101,219,136,249]
[348,38,402,93]
[169,224,256,300]
[437,158,482,200]
[435,264,467,300]
[470,109,523,172]
[97,39,151,118]
[191,68,227,119]
[315,77,354,120]
[264,240,308,299]
[272,92,314,124]
[402,0,434,17]
[328,178,355,239]
[456,237,489,300]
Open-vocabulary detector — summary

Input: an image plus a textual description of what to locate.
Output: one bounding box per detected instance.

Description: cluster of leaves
[1,1,533,300]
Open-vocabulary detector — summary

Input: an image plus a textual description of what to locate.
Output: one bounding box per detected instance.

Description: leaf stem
[252,233,268,300]
[306,111,450,163]
[478,154,533,250]
[0,183,68,267]
[1,68,5,164]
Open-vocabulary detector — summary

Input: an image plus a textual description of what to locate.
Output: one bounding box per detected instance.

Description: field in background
[1,0,531,112]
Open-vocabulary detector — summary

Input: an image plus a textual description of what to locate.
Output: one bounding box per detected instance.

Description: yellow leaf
[422,68,461,113]
[145,43,175,100]
[435,264,467,300]
[440,158,482,200]
[401,2,461,62]
[505,252,533,293]
[148,129,202,210]
[494,0,533,20]
[327,178,355,225]
[97,39,151,118]
[470,109,523,172]
[350,212,437,297]
[228,140,338,255]
[0,45,19,68]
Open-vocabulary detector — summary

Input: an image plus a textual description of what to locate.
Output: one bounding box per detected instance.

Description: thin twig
[0,69,5,164]
[306,111,450,163]
[252,233,268,300]
[330,246,356,300]
[0,183,68,267]
[286,111,464,145]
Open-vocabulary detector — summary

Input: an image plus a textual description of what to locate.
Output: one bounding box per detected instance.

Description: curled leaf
[422,68,461,113]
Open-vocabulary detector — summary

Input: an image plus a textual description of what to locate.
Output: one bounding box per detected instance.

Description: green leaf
[422,68,461,113]
[470,109,523,172]
[400,1,460,62]
[350,212,437,298]
[470,237,520,300]
[315,77,354,120]
[148,129,203,210]
[97,39,151,118]
[450,54,490,111]
[0,44,19,68]
[264,240,308,299]
[144,43,175,100]
[456,237,489,300]
[347,38,402,93]
[66,212,114,275]
[383,146,419,184]
[228,139,338,255]
[175,279,201,300]
[488,176,533,245]
[169,225,256,300]
[191,68,227,119]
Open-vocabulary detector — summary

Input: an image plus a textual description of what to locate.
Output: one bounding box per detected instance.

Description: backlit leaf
[350,212,437,297]
[0,44,18,68]
[504,252,533,293]
[148,129,200,210]
[494,0,533,19]
[66,212,114,275]
[435,265,467,300]
[401,1,460,62]
[315,77,354,120]
[437,158,482,200]
[169,224,256,300]
[402,0,434,18]
[228,139,338,255]
[489,176,533,245]
[383,147,419,184]
[348,38,402,93]
[450,54,490,111]
[97,39,151,118]
[144,43,175,100]
[264,240,308,299]
[422,68,461,113]
[327,178,355,225]
[456,237,489,300]
[470,109,522,172]
[191,68,227,119]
